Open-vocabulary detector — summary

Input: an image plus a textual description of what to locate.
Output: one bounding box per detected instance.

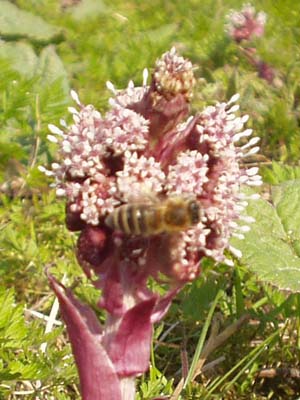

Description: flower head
[152,46,195,102]
[42,49,261,399]
[226,3,267,43]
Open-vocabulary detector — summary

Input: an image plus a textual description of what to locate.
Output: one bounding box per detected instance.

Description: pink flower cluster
[226,3,267,43]
[225,5,278,86]
[41,48,261,400]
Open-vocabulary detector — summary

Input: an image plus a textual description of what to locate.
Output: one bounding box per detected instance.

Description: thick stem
[120,377,136,400]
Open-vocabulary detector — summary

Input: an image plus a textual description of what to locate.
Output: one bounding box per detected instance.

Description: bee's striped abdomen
[126,205,142,235]
[105,204,156,235]
[127,205,161,235]
[117,205,131,234]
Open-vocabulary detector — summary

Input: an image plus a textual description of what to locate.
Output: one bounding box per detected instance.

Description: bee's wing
[126,187,159,205]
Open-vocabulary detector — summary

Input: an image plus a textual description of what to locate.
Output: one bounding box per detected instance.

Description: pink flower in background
[226,3,267,43]
[41,48,261,400]
[225,5,279,86]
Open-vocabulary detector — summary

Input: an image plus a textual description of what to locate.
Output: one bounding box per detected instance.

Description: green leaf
[0,44,68,92]
[231,181,300,292]
[35,46,69,94]
[272,180,300,255]
[0,1,62,43]
[0,42,38,78]
[71,0,109,21]
[144,23,179,44]
[182,275,225,321]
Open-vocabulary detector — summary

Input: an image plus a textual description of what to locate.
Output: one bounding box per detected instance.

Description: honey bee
[105,196,200,236]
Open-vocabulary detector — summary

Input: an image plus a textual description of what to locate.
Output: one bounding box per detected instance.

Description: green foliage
[231,181,300,292]
[262,162,300,184]
[0,0,63,43]
[70,0,110,20]
[182,271,226,321]
[137,365,173,399]
[1,0,300,399]
[0,288,77,397]
[0,43,38,79]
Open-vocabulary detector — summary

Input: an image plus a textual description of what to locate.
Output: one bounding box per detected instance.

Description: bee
[105,196,200,236]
